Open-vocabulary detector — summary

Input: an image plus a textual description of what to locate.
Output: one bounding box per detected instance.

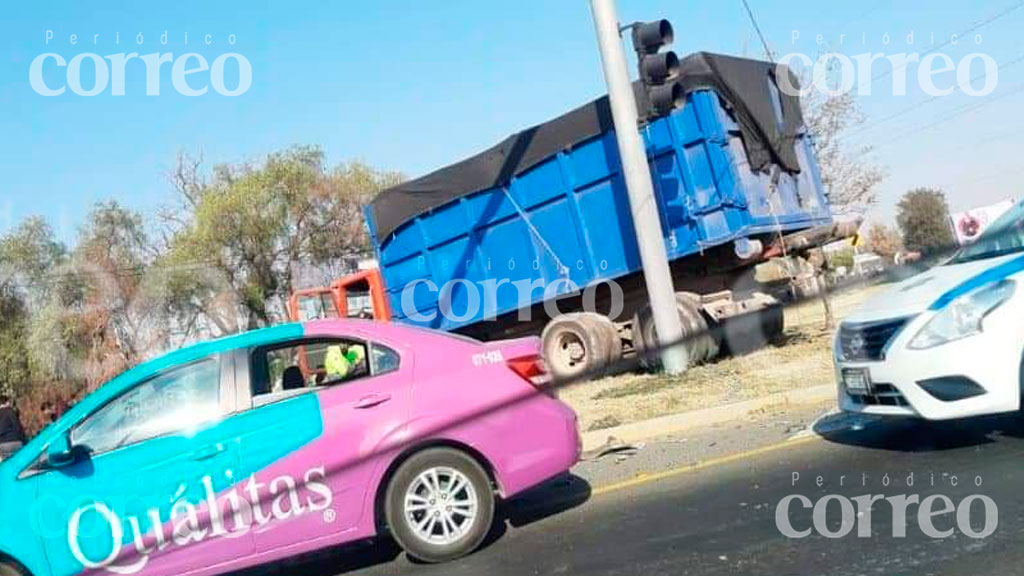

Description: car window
[346,290,374,319]
[251,338,372,402]
[296,292,339,321]
[370,343,401,375]
[71,357,222,455]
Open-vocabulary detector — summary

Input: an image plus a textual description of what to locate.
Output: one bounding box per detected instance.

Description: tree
[0,217,67,307]
[0,146,404,426]
[0,285,30,399]
[0,218,67,398]
[896,188,954,255]
[797,64,886,329]
[865,222,903,261]
[69,201,166,387]
[802,78,886,213]
[0,218,86,430]
[161,146,402,333]
[827,247,855,271]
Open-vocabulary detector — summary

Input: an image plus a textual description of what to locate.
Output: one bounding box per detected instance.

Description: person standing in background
[0,395,26,459]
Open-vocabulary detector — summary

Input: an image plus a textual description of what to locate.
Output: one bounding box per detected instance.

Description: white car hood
[843,254,1021,324]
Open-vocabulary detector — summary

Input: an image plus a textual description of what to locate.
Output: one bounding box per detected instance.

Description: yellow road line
[592,434,822,497]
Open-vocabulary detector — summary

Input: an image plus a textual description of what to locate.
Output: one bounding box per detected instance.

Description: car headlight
[908,279,1016,350]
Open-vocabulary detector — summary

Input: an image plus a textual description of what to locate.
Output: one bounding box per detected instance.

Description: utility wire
[738,0,805,295]
[856,81,1024,157]
[940,161,1024,193]
[740,0,774,63]
[872,0,1024,82]
[848,52,1024,139]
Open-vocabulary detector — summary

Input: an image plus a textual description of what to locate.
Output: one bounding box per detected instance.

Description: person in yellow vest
[323,344,367,382]
[346,344,366,373]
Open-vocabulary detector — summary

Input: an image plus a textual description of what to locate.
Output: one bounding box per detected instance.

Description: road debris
[582,436,646,462]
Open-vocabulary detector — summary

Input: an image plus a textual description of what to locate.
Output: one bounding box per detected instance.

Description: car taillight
[507,355,553,389]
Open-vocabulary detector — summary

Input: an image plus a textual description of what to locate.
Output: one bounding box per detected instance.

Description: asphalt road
[240,412,1024,576]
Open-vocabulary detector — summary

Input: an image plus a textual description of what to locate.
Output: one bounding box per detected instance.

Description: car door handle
[191,443,226,461]
[353,393,392,409]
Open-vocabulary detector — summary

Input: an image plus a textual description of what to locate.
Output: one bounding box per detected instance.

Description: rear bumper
[497,397,581,499]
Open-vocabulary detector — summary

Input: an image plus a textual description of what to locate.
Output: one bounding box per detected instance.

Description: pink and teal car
[0,320,581,576]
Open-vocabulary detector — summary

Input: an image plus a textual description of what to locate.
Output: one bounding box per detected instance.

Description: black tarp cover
[369,52,804,241]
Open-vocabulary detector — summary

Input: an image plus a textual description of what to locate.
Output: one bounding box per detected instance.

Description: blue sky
[1,0,1022,244]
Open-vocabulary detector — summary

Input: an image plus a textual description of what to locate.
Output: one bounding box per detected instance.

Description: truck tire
[677,292,720,363]
[542,313,613,381]
[384,448,495,563]
[632,294,716,370]
[760,303,785,342]
[579,313,622,373]
[720,300,784,355]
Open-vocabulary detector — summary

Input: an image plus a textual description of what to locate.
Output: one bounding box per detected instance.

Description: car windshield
[948,199,1024,264]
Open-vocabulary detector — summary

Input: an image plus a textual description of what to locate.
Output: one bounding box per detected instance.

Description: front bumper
[834,306,1024,420]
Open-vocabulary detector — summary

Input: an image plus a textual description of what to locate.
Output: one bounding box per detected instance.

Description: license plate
[843,369,871,394]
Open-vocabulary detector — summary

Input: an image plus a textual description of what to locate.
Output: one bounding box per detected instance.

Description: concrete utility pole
[588,0,688,374]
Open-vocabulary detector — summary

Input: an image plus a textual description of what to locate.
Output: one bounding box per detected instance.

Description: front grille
[839,318,909,361]
[849,383,909,407]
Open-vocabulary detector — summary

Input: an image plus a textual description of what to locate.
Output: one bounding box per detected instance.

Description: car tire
[384,448,495,563]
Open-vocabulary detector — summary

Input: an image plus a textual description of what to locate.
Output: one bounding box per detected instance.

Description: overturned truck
[360,52,840,378]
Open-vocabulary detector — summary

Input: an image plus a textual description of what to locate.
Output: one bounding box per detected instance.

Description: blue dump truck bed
[365,52,832,333]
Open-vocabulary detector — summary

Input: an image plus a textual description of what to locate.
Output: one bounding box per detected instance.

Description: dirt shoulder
[560,283,884,432]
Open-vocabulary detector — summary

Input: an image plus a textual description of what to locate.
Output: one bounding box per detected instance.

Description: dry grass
[560,284,884,432]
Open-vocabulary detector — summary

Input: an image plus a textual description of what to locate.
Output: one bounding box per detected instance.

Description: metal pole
[588,0,688,374]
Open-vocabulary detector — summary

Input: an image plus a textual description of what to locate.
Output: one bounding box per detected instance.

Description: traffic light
[630,19,682,117]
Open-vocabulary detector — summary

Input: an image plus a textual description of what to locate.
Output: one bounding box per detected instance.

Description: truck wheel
[632,294,715,370]
[542,313,614,380]
[760,303,785,343]
[579,313,622,373]
[384,448,495,564]
[721,299,784,355]
[677,293,720,363]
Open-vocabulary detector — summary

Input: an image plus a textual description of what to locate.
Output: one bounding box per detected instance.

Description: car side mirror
[46,433,76,468]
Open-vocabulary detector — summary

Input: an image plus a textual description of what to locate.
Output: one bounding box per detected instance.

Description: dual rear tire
[541,312,621,381]
[539,293,784,378]
[633,293,719,370]
[718,301,784,355]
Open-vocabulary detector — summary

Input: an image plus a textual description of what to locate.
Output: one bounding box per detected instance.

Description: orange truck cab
[287,268,392,323]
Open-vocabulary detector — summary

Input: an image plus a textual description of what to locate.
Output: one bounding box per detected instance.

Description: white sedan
[835,200,1024,420]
